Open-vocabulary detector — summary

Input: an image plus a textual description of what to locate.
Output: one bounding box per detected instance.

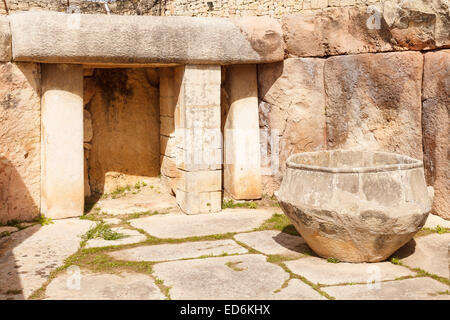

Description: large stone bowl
[275,150,433,263]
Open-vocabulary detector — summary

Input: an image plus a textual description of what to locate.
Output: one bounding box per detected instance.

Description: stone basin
[275,150,433,263]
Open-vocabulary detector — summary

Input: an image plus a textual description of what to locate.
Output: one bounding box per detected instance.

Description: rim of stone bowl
[286,150,423,174]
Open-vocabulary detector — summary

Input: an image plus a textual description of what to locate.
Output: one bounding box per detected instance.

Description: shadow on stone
[0,156,41,300]
[391,238,417,260]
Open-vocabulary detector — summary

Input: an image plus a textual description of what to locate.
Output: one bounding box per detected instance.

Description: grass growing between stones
[35,214,53,226]
[389,256,450,286]
[222,199,257,209]
[254,213,299,236]
[81,222,129,246]
[277,262,335,300]
[415,226,450,238]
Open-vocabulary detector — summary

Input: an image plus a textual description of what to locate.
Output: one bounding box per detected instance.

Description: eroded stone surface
[0,219,95,299]
[234,230,307,257]
[394,233,450,279]
[0,62,41,224]
[84,228,146,249]
[45,270,165,300]
[0,16,11,61]
[130,209,274,239]
[108,240,247,262]
[383,0,450,50]
[257,58,327,195]
[87,68,160,194]
[282,6,392,57]
[153,254,318,300]
[422,50,449,219]
[0,226,19,234]
[323,278,449,300]
[11,12,283,65]
[285,256,414,285]
[325,51,424,160]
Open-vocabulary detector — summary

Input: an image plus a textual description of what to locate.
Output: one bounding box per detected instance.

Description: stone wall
[0,63,41,224]
[84,68,160,194]
[0,0,388,17]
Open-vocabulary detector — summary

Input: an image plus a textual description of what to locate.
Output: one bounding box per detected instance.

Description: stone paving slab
[108,240,247,262]
[323,278,450,300]
[130,209,275,239]
[424,214,450,229]
[97,185,179,215]
[234,230,308,256]
[84,228,147,249]
[45,270,165,300]
[153,254,321,300]
[394,233,450,279]
[102,218,122,225]
[285,256,415,285]
[0,226,19,234]
[272,279,326,300]
[0,219,95,299]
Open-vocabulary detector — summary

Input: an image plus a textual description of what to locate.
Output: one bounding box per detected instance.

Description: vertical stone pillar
[175,65,222,214]
[224,64,262,199]
[160,68,180,194]
[41,64,84,219]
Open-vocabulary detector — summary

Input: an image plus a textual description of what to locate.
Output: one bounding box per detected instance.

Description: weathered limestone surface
[10,12,284,65]
[325,51,424,160]
[422,50,449,219]
[153,254,323,300]
[383,0,450,50]
[45,271,165,300]
[108,240,247,262]
[0,16,11,61]
[283,2,450,57]
[394,234,450,279]
[129,209,274,238]
[223,64,262,200]
[41,64,84,219]
[0,226,19,234]
[87,68,160,194]
[282,6,393,57]
[0,219,95,299]
[285,256,414,285]
[234,230,308,257]
[323,278,449,300]
[84,228,147,249]
[258,58,327,195]
[175,65,222,214]
[0,62,41,223]
[277,150,432,262]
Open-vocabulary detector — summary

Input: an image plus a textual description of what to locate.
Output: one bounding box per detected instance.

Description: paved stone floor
[0,189,449,300]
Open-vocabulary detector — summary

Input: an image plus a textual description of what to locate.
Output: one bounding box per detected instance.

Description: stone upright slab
[175,65,222,214]
[223,64,262,200]
[0,16,11,61]
[41,64,84,219]
[257,58,327,195]
[0,62,41,223]
[159,68,180,195]
[324,51,424,160]
[422,50,449,219]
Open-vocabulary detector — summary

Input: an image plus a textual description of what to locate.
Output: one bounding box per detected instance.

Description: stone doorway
[40,63,262,219]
